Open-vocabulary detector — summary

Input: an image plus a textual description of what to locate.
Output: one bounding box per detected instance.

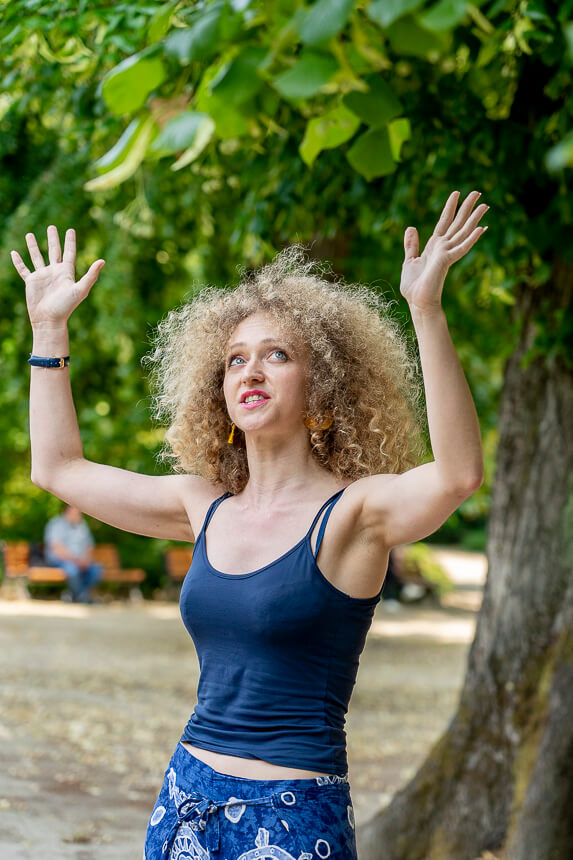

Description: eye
[227,348,288,367]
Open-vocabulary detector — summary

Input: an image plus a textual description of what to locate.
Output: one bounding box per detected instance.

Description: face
[65,506,82,523]
[223,312,309,436]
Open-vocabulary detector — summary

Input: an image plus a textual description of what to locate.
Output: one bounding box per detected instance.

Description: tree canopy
[1,0,571,582]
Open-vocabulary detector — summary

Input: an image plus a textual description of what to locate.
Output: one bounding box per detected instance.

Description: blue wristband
[28,354,70,368]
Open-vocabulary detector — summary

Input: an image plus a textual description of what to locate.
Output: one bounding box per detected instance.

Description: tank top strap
[200,492,233,539]
[307,488,347,559]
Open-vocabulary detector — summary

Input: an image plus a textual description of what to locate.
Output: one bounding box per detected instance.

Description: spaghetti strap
[199,492,233,540]
[307,488,347,558]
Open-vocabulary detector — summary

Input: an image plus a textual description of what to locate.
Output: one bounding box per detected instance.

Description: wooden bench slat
[28,567,67,583]
[1,541,146,590]
[164,548,194,582]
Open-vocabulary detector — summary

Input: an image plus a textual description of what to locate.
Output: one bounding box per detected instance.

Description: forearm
[30,323,84,485]
[48,540,75,561]
[411,305,484,489]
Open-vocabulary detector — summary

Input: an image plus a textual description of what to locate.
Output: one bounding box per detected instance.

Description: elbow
[31,471,52,491]
[458,470,484,495]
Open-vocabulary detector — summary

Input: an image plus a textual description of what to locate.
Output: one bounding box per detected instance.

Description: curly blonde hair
[143,246,427,494]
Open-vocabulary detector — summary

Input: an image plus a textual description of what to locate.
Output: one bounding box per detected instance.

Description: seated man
[44,504,103,603]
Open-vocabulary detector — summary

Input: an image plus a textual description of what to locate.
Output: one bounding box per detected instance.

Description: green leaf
[300,104,360,166]
[273,52,339,100]
[387,15,448,58]
[297,0,355,46]
[346,127,396,179]
[84,117,156,191]
[388,116,411,160]
[101,49,166,116]
[93,117,148,173]
[210,45,268,104]
[195,61,251,138]
[419,0,469,31]
[545,133,573,171]
[343,75,402,128]
[366,0,424,28]
[164,3,224,63]
[172,116,216,170]
[148,0,179,44]
[148,111,214,156]
[563,21,573,58]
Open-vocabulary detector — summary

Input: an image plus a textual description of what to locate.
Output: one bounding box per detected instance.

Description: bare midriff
[180,742,334,780]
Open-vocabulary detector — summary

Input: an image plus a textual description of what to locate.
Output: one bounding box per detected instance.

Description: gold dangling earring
[304,411,334,431]
[227,423,236,445]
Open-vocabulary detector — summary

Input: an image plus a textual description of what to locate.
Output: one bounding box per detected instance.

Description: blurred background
[0,2,571,858]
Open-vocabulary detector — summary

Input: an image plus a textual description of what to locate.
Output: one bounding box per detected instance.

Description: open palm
[400,190,489,313]
[10,226,105,326]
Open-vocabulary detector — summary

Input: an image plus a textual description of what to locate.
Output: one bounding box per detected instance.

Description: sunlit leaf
[545,133,573,171]
[164,3,224,63]
[388,116,411,160]
[149,111,214,156]
[84,117,156,190]
[419,0,469,31]
[366,0,424,28]
[298,0,355,46]
[300,104,360,165]
[93,118,148,173]
[171,116,216,170]
[101,50,166,116]
[347,127,396,179]
[147,1,179,44]
[273,52,338,99]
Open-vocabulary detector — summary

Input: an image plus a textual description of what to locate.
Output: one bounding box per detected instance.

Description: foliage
[403,542,455,597]
[1,0,571,579]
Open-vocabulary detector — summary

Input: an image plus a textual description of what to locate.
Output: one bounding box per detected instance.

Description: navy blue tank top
[179,487,382,775]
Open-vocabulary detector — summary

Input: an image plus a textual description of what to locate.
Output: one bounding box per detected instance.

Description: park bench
[0,540,146,599]
[164,546,194,583]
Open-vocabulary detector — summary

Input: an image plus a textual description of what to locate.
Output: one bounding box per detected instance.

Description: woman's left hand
[400,190,489,314]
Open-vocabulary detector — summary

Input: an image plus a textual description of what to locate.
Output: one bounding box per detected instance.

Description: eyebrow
[226,338,292,352]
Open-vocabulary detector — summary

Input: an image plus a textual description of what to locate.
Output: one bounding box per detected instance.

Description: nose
[240,357,265,383]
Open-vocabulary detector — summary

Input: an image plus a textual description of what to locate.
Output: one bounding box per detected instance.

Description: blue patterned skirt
[143,742,357,859]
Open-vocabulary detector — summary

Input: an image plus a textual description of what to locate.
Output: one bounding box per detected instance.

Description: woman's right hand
[10,226,105,328]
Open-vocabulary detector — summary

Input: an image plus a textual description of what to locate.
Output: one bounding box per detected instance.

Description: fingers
[25,232,46,269]
[433,191,460,237]
[404,226,419,260]
[450,203,489,246]
[445,190,482,238]
[63,228,76,264]
[448,227,487,264]
[47,225,62,265]
[76,260,105,297]
[10,250,31,281]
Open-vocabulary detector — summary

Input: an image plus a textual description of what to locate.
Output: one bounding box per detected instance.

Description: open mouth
[241,397,269,409]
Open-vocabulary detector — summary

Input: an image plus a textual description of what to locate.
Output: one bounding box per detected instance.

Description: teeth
[244,395,265,403]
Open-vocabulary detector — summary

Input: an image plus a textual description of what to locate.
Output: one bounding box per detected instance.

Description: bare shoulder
[349,463,479,549]
[177,474,228,541]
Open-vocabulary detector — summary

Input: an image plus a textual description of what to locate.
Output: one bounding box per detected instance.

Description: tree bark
[357,260,573,860]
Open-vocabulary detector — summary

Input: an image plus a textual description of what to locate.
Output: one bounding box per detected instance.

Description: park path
[0,547,487,859]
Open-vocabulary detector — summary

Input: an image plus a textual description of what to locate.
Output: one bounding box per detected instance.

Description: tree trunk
[357,260,573,860]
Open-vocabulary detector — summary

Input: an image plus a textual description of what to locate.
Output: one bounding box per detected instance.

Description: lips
[240,390,270,403]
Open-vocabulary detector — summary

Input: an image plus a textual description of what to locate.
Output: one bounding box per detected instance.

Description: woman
[11,189,486,859]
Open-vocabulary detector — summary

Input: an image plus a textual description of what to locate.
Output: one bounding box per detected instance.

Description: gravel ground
[0,548,486,859]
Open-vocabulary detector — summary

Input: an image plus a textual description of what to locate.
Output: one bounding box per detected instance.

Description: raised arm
[11,226,210,542]
[356,190,487,549]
